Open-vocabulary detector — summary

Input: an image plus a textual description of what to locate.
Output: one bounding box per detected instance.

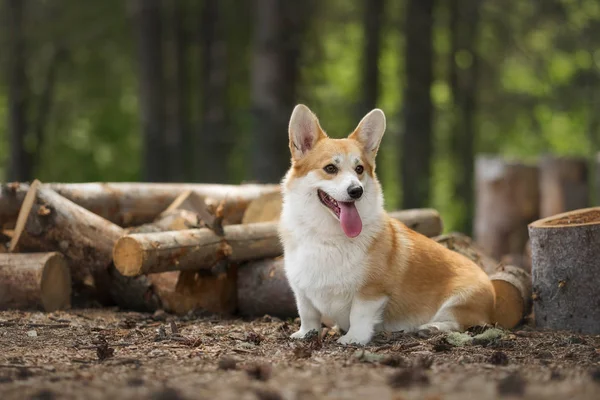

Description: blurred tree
[250,0,314,183]
[164,0,189,182]
[132,0,166,182]
[197,0,230,183]
[359,0,384,116]
[5,0,31,181]
[402,0,435,208]
[449,0,481,235]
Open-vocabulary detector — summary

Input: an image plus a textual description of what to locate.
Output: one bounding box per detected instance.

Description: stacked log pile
[0,178,532,330]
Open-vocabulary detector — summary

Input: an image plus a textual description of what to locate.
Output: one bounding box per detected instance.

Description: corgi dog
[278,104,500,346]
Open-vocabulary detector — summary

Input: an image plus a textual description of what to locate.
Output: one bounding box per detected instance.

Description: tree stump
[474,155,540,259]
[539,155,589,218]
[0,252,71,311]
[528,207,600,334]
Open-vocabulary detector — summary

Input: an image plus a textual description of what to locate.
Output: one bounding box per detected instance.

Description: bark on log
[114,222,279,276]
[474,155,540,259]
[47,182,278,226]
[111,190,237,315]
[237,257,296,319]
[490,265,532,329]
[125,209,201,234]
[539,155,589,218]
[0,252,71,311]
[113,208,443,276]
[0,182,278,228]
[10,181,124,289]
[242,192,282,224]
[528,207,600,334]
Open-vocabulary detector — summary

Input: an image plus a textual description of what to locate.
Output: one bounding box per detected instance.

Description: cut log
[528,207,600,334]
[539,155,589,218]
[125,209,201,234]
[0,252,71,311]
[433,232,499,275]
[474,155,540,259]
[237,257,296,319]
[113,222,279,276]
[391,208,443,238]
[113,208,443,277]
[9,181,124,290]
[490,265,532,329]
[47,182,279,226]
[237,233,532,324]
[0,182,278,228]
[242,192,282,224]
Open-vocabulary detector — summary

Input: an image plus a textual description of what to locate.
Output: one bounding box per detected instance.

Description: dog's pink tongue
[339,202,362,238]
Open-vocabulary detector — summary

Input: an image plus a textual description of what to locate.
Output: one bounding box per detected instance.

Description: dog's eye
[355,165,364,174]
[323,164,338,174]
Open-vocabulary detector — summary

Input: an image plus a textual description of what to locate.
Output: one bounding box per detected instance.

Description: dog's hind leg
[416,291,493,337]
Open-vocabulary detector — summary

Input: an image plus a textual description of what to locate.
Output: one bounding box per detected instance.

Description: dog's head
[281,104,386,239]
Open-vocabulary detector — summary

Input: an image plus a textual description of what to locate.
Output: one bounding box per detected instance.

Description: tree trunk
[490,265,532,329]
[132,0,166,182]
[360,0,384,115]
[529,207,600,334]
[474,155,540,260]
[5,0,31,181]
[449,0,480,236]
[402,0,435,209]
[163,0,189,182]
[539,155,589,218]
[197,0,230,183]
[250,0,313,183]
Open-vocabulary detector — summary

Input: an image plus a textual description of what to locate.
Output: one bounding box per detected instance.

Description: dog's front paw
[290,328,320,340]
[290,330,308,339]
[337,333,370,346]
[415,324,441,338]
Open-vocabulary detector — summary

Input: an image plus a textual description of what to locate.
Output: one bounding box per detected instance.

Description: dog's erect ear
[349,109,386,158]
[288,104,327,161]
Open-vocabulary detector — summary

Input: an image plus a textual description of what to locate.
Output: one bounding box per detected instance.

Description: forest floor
[0,308,599,400]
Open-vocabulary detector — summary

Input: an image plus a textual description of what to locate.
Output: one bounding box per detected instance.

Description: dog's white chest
[283,237,368,330]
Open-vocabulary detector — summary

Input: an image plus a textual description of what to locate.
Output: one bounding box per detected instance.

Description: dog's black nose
[347,185,363,199]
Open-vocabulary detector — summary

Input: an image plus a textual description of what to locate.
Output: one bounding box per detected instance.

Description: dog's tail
[490,265,533,329]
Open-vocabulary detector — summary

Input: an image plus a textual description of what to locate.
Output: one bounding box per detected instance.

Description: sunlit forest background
[1,0,600,235]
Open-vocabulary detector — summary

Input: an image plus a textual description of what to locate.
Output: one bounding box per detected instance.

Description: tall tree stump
[539,155,588,218]
[0,252,71,311]
[474,155,540,259]
[528,207,600,334]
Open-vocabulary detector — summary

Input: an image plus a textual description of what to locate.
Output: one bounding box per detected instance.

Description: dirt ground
[0,308,599,400]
